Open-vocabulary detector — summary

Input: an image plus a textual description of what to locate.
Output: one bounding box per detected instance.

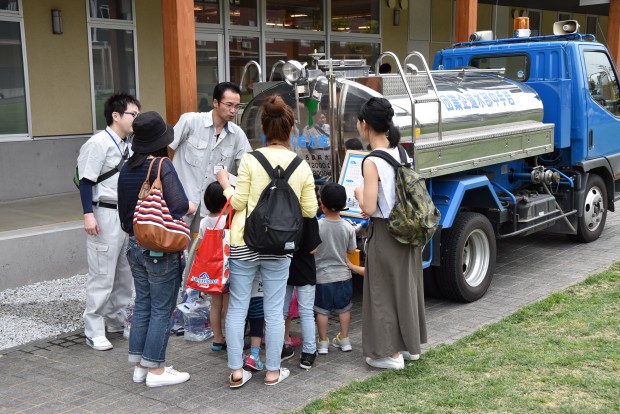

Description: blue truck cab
[425,32,620,301]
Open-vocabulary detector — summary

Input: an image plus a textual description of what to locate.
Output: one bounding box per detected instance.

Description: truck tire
[569,174,607,243]
[438,212,496,302]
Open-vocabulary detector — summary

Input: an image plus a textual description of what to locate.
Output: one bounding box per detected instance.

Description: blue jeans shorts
[314,279,352,315]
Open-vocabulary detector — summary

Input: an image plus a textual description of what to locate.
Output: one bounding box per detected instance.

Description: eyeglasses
[218,101,241,111]
[123,111,140,118]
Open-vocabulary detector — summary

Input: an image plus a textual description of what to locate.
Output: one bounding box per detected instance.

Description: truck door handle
[589,130,593,149]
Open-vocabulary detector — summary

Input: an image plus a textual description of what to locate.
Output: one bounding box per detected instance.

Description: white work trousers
[83,206,133,338]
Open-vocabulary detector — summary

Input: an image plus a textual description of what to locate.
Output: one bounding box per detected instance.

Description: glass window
[89,0,133,20]
[265,38,325,81]
[229,0,257,27]
[330,41,380,68]
[586,16,598,36]
[196,38,220,112]
[470,55,529,82]
[229,36,259,101]
[266,1,323,31]
[194,0,219,25]
[584,51,620,116]
[90,28,137,129]
[0,20,27,135]
[0,1,19,12]
[331,0,379,34]
[528,10,541,37]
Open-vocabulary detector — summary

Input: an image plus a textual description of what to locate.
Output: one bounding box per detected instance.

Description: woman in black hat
[117,111,196,388]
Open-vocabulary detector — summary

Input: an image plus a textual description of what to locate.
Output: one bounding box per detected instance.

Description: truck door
[582,49,620,159]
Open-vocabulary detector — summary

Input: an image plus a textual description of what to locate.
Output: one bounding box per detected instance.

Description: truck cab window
[469,55,528,82]
[584,51,620,116]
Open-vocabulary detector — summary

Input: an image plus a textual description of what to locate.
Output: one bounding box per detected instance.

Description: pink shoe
[285,336,301,347]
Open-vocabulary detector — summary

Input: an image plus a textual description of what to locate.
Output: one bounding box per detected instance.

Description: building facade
[0,0,613,202]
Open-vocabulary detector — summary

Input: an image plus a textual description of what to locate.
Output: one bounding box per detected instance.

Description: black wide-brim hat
[131,111,174,154]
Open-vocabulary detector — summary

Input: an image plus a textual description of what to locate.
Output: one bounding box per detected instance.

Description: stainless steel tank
[338,71,544,142]
[240,66,547,181]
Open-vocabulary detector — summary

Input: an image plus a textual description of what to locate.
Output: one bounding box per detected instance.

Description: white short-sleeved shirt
[364,147,410,218]
[77,127,130,203]
[198,214,227,238]
[170,111,252,217]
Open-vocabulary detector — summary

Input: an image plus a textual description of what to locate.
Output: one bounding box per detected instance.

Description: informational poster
[338,150,368,218]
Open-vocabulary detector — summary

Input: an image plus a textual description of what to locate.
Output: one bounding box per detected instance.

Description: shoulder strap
[95,157,126,183]
[396,145,409,165]
[95,145,129,184]
[249,151,275,179]
[144,157,158,184]
[362,149,400,176]
[283,156,303,180]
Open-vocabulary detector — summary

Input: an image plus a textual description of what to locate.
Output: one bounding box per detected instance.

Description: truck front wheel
[570,174,607,243]
[438,212,496,302]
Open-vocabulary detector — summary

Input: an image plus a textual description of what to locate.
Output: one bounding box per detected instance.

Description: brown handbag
[133,157,190,252]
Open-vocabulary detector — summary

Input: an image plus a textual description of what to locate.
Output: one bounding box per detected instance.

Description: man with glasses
[170,82,251,227]
[76,93,140,351]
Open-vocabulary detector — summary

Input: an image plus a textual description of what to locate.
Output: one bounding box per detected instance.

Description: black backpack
[243,151,304,255]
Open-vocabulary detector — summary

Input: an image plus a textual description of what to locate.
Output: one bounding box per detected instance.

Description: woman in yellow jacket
[217,95,317,387]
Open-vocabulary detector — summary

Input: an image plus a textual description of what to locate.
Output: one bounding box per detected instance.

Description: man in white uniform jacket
[77,93,140,351]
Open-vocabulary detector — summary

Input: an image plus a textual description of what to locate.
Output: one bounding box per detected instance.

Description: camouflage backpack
[362,145,440,247]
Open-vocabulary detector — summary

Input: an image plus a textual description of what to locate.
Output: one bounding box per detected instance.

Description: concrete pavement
[1,202,619,414]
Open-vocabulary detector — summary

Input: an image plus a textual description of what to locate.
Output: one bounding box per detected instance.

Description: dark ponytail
[358,97,400,148]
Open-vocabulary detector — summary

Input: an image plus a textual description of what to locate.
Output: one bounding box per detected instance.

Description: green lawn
[295,263,620,413]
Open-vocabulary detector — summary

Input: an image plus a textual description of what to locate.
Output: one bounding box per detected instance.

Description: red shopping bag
[186,199,232,295]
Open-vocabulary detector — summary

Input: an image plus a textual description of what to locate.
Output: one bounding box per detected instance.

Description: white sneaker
[146,366,190,388]
[317,339,329,355]
[365,354,405,370]
[332,333,352,352]
[401,351,420,361]
[86,336,113,351]
[133,366,148,383]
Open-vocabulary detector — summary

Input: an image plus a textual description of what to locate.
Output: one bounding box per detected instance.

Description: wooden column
[455,0,478,43]
[609,0,620,67]
[161,0,197,125]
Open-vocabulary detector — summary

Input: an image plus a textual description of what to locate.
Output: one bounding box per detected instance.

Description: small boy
[198,181,229,351]
[314,183,357,354]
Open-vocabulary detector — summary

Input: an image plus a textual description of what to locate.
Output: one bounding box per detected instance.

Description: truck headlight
[283,60,307,85]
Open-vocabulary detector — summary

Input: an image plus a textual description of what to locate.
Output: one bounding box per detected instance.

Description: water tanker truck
[237,19,620,302]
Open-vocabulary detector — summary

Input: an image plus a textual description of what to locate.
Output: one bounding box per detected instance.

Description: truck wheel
[570,174,607,243]
[438,212,496,302]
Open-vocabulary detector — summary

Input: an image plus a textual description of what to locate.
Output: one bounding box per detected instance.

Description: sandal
[264,367,290,386]
[212,340,227,351]
[229,369,252,388]
[285,336,301,347]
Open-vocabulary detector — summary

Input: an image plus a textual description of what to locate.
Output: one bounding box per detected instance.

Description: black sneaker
[300,351,317,370]
[281,345,295,362]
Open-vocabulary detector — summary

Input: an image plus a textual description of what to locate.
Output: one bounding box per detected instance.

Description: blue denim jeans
[283,284,317,354]
[227,257,290,371]
[126,238,182,368]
